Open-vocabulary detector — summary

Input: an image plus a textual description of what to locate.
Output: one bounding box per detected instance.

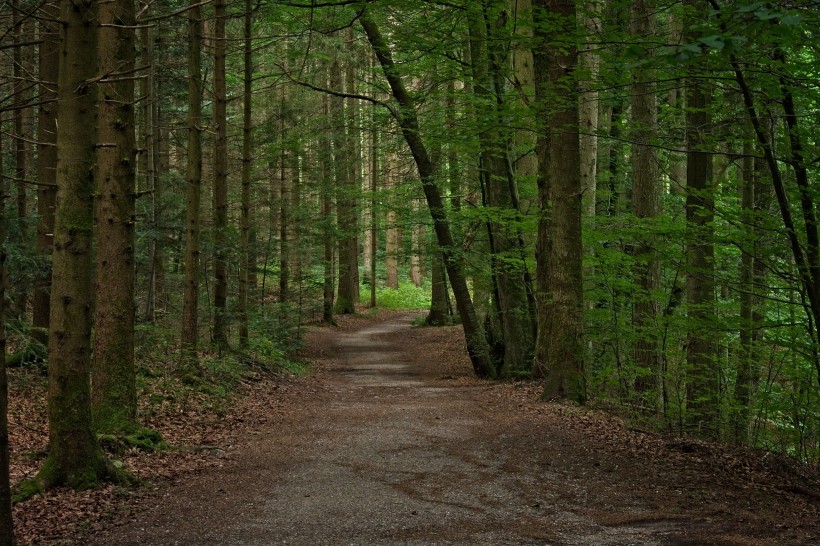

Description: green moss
[12,478,45,503]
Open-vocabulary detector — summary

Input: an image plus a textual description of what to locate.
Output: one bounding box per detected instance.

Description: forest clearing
[9,312,820,544]
[2,0,820,543]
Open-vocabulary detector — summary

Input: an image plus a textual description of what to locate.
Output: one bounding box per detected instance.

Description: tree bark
[239,0,254,346]
[684,26,718,438]
[181,0,204,371]
[336,29,361,314]
[360,9,496,378]
[92,0,137,435]
[39,0,117,489]
[629,0,661,401]
[533,0,585,402]
[468,1,536,377]
[0,110,14,546]
[33,1,60,349]
[212,0,228,348]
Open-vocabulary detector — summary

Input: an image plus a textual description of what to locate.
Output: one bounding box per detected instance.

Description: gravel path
[95,313,820,545]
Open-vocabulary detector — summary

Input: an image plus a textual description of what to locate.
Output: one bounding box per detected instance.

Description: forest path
[96,312,819,545]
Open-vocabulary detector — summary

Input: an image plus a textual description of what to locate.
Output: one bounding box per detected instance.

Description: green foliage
[365,280,432,311]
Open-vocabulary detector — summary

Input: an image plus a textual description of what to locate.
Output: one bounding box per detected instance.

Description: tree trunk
[33,1,60,349]
[181,0,204,371]
[239,0,254,346]
[361,10,496,378]
[278,83,290,303]
[38,0,116,489]
[468,1,536,377]
[336,30,361,314]
[369,99,378,308]
[734,148,766,444]
[579,0,600,218]
[629,0,661,402]
[321,75,335,322]
[212,0,228,349]
[0,111,14,546]
[385,151,400,290]
[13,0,31,316]
[92,0,137,435]
[533,0,585,402]
[684,36,718,438]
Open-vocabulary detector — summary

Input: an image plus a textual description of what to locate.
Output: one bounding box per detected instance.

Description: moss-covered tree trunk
[33,1,60,349]
[181,0,203,371]
[38,0,116,490]
[91,0,137,435]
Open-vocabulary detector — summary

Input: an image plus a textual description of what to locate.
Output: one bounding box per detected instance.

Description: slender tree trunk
[579,0,600,218]
[92,0,137,435]
[212,0,228,348]
[369,101,378,308]
[33,1,60,348]
[533,0,585,402]
[0,111,14,546]
[181,0,204,371]
[385,151,400,290]
[361,10,495,378]
[336,30,361,314]
[278,83,290,303]
[39,0,116,489]
[13,0,30,316]
[734,147,765,444]
[141,2,161,323]
[321,78,335,322]
[629,0,661,401]
[239,0,253,346]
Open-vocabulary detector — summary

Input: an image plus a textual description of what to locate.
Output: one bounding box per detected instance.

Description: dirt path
[95,312,820,545]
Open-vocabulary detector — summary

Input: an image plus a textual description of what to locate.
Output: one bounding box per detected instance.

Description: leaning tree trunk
[181,0,204,372]
[360,9,496,378]
[38,0,118,490]
[92,0,138,435]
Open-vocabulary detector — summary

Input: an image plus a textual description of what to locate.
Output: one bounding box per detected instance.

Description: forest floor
[8,310,820,545]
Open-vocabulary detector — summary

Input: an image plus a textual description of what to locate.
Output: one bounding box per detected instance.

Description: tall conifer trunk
[92,0,137,434]
[239,0,254,346]
[181,0,204,370]
[33,1,60,348]
[212,0,228,348]
[39,0,117,489]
